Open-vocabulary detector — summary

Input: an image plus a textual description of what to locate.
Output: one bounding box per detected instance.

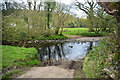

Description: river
[37,41,98,65]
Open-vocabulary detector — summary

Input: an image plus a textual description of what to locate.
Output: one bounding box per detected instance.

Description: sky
[55,0,87,18]
[56,0,86,18]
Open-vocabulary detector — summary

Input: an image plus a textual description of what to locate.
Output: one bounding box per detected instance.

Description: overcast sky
[55,0,87,18]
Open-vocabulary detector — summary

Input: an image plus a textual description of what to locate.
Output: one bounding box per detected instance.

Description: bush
[79,32,105,37]
[33,35,69,40]
[83,38,119,78]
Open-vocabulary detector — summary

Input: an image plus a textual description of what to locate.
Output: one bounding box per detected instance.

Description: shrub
[79,32,105,37]
[83,38,119,78]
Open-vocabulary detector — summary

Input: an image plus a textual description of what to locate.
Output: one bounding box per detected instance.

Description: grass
[62,28,107,37]
[32,34,69,40]
[62,28,88,35]
[1,45,39,78]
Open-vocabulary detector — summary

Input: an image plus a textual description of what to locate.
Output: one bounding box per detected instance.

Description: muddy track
[18,66,74,78]
[18,60,84,78]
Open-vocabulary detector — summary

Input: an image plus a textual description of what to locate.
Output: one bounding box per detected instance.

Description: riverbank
[2,37,104,48]
[2,45,39,78]
[83,38,119,78]
[26,36,105,43]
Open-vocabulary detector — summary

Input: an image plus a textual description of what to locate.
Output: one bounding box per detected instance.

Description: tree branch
[98,2,116,15]
[75,2,89,15]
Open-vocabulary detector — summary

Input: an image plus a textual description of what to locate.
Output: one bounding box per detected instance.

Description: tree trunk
[55,28,60,35]
[60,27,63,35]
[34,1,36,11]
[47,12,50,29]
[116,17,120,49]
[88,19,94,32]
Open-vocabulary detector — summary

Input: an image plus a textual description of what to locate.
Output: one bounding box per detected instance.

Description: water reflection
[38,41,98,64]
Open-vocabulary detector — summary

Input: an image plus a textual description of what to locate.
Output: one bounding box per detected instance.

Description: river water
[38,41,98,63]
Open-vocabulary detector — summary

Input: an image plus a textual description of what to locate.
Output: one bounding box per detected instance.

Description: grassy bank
[83,38,119,78]
[62,28,107,37]
[2,45,39,78]
[3,35,69,42]
[34,34,69,40]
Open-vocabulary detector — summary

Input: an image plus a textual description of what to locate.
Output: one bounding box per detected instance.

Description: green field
[62,28,88,35]
[62,28,106,37]
[1,45,39,78]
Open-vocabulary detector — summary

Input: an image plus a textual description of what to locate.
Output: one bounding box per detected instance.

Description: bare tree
[75,0,97,32]
[53,3,71,35]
